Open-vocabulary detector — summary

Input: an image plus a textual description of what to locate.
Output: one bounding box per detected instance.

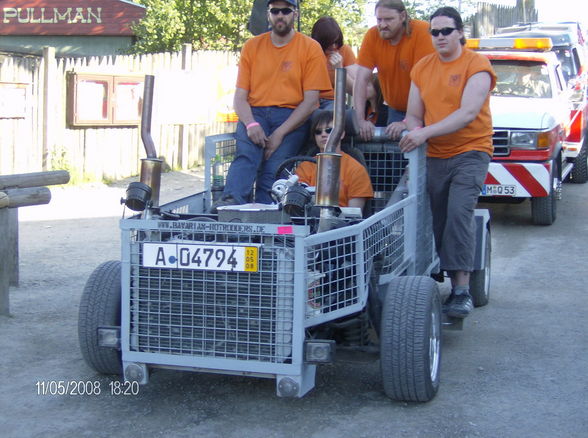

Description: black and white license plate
[481,184,516,196]
[142,243,259,272]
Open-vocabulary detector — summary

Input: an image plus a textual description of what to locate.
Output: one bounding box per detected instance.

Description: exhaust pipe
[122,74,162,211]
[316,68,346,232]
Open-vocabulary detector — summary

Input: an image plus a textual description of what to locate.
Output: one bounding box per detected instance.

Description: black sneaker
[442,293,456,313]
[209,195,238,214]
[446,293,474,319]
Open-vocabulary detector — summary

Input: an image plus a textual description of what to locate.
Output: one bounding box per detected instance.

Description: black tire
[380,276,441,402]
[531,176,556,225]
[78,261,122,375]
[470,228,491,307]
[571,141,588,183]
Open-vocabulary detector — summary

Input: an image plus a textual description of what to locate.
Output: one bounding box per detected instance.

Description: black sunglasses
[314,127,333,135]
[269,7,294,15]
[430,27,456,37]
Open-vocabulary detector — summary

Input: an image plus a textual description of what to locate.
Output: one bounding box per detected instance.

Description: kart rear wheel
[380,276,441,402]
[470,228,491,307]
[78,260,122,375]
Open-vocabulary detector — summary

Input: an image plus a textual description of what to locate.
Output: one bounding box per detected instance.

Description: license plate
[481,184,517,196]
[142,242,259,272]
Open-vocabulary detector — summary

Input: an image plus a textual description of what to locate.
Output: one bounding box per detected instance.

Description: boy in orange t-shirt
[296,110,373,210]
[398,7,496,319]
[213,0,331,209]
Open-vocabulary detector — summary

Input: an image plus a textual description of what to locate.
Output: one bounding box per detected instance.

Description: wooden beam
[0,170,70,190]
[2,187,51,208]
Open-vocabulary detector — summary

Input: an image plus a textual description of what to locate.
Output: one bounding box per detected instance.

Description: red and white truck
[470,36,588,225]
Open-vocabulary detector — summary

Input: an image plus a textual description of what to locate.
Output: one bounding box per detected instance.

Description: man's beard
[271,19,294,37]
[378,27,394,40]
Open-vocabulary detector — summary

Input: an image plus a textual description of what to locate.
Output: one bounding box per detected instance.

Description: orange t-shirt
[411,48,496,158]
[320,44,356,100]
[236,32,331,108]
[296,152,374,207]
[356,20,435,112]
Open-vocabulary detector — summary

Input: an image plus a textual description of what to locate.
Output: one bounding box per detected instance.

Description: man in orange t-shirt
[399,7,496,319]
[215,0,331,208]
[353,0,434,140]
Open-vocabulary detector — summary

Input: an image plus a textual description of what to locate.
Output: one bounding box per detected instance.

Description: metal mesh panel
[127,226,295,363]
[305,234,360,317]
[357,142,408,214]
[357,141,434,276]
[208,137,235,178]
[363,208,405,277]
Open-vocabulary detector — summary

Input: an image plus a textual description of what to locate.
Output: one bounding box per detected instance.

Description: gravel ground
[1,169,587,438]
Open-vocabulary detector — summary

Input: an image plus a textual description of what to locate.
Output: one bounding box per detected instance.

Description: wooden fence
[0,46,238,182]
[471,1,539,37]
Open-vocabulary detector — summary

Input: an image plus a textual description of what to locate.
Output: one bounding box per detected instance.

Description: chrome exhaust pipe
[317,68,346,232]
[123,75,163,211]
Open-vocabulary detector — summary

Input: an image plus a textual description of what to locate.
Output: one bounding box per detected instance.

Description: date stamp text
[36,380,139,396]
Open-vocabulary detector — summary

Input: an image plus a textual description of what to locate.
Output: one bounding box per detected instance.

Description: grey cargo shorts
[426,150,490,273]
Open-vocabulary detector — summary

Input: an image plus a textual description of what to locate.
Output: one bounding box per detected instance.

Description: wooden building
[0,0,146,56]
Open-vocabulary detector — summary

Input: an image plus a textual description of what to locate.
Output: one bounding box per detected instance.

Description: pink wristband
[246,121,260,130]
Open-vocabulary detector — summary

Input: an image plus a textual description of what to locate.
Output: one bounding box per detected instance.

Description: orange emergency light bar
[467,37,553,51]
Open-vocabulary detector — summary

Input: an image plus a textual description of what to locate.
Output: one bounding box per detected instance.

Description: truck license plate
[481,184,516,196]
[142,243,259,272]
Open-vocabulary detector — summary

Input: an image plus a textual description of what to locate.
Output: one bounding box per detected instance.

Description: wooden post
[8,209,18,287]
[0,207,9,315]
[179,43,192,170]
[0,170,69,316]
[42,46,56,171]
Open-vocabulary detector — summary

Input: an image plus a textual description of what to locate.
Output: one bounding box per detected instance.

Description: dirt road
[1,171,587,438]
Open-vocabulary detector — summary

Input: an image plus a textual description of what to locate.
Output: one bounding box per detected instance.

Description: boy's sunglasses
[269,8,294,15]
[314,127,333,135]
[430,27,456,37]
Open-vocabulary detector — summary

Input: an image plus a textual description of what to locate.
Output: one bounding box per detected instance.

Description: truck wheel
[571,142,588,183]
[78,261,122,375]
[470,228,491,307]
[531,177,557,225]
[380,276,441,402]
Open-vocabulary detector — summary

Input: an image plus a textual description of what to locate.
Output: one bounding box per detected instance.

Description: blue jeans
[318,98,334,111]
[223,106,309,204]
[386,107,406,124]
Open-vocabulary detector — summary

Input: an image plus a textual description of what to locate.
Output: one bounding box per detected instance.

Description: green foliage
[49,147,94,185]
[129,0,367,53]
[299,0,368,48]
[402,0,478,21]
[130,0,185,53]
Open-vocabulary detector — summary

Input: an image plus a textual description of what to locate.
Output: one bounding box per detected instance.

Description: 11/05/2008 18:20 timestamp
[36,380,140,396]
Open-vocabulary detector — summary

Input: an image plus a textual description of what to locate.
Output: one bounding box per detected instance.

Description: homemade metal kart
[78,75,491,403]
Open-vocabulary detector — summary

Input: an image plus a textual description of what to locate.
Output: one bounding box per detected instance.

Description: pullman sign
[0,1,145,36]
[3,8,103,24]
